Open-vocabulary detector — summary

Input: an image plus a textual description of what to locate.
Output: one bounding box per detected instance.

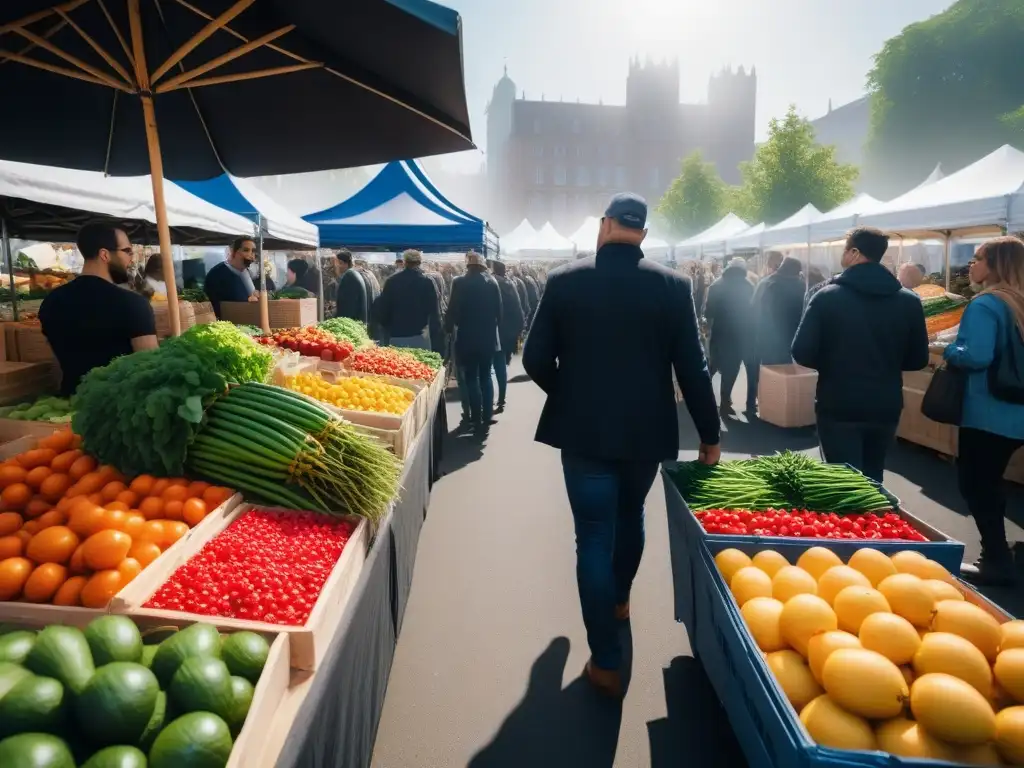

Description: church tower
[486,66,517,222]
[707,65,757,185]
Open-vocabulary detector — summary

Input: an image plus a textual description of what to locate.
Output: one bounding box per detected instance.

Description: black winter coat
[753,257,806,365]
[335,268,368,323]
[376,267,443,350]
[704,264,755,365]
[792,261,929,424]
[496,276,525,351]
[523,243,720,463]
[445,268,502,359]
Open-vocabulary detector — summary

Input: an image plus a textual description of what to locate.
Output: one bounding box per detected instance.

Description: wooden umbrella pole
[127,0,180,336]
[257,221,270,334]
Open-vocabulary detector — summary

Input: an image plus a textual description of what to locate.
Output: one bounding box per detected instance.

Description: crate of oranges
[0,429,241,621]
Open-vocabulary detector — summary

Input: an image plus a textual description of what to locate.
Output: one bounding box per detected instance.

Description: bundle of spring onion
[670,452,893,514]
[185,382,400,522]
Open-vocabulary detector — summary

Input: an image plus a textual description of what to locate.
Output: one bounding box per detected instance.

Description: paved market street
[371,362,1024,768]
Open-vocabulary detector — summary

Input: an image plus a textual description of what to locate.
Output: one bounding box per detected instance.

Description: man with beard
[204,236,260,318]
[40,222,158,395]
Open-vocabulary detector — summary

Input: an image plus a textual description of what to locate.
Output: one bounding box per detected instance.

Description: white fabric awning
[808,193,885,243]
[225,176,318,247]
[675,213,750,257]
[535,222,576,252]
[761,204,822,248]
[569,216,600,250]
[501,219,540,253]
[725,222,767,252]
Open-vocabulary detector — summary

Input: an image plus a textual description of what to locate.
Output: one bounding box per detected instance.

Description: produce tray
[0,610,291,768]
[120,503,369,672]
[692,537,1011,768]
[661,464,966,629]
[0,417,66,443]
[0,492,243,625]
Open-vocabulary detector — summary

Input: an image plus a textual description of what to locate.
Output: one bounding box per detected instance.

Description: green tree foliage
[734,106,858,225]
[656,151,730,239]
[865,0,1024,196]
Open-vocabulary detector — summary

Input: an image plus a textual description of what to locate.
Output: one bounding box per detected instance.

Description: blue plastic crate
[695,538,1011,768]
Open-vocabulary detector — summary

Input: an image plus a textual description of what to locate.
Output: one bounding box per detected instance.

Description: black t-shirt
[39,275,156,396]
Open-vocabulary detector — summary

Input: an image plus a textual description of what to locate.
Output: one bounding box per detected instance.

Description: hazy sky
[438,0,953,172]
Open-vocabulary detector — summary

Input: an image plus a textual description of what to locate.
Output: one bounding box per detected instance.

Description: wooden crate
[757,364,817,428]
[0,493,243,625]
[152,301,197,339]
[0,608,290,768]
[220,299,318,329]
[11,324,54,363]
[898,386,959,456]
[0,361,56,405]
[119,504,369,671]
[0,418,65,444]
[191,301,217,326]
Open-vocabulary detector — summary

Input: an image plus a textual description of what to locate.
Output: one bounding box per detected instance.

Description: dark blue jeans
[817,419,898,484]
[459,353,493,423]
[492,351,508,405]
[561,453,659,670]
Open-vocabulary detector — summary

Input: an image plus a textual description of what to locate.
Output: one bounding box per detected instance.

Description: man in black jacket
[792,227,929,482]
[524,193,720,697]
[492,260,524,411]
[334,250,368,324]
[445,251,502,430]
[705,257,757,414]
[376,249,443,351]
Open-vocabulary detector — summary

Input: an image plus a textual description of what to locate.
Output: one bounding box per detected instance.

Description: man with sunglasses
[40,222,158,396]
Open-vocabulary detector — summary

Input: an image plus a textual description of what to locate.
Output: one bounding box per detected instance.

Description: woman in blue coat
[943,235,1024,586]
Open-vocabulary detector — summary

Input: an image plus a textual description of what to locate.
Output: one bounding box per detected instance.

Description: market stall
[660,452,1024,768]
[675,213,750,261]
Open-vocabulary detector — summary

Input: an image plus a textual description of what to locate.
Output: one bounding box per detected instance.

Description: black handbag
[921,364,966,425]
[988,314,1024,404]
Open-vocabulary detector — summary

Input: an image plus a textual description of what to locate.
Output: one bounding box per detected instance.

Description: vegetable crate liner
[897,386,959,457]
[219,298,318,329]
[119,504,369,672]
[692,537,1011,768]
[0,493,242,625]
[757,364,817,428]
[0,609,290,768]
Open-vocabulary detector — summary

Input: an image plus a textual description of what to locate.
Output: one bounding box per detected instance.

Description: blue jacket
[943,293,1024,439]
[792,261,929,423]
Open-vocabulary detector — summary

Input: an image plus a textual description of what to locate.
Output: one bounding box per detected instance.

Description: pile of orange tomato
[0,429,235,608]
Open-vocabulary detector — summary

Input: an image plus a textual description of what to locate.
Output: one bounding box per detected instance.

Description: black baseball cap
[604,192,648,229]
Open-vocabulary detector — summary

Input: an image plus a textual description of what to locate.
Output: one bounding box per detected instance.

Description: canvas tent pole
[1,217,17,323]
[943,233,952,293]
[257,216,269,334]
[127,0,180,336]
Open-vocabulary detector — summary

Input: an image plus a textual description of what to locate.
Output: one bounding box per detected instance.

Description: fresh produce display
[0,430,236,607]
[696,509,928,541]
[0,615,269,766]
[184,382,400,521]
[670,452,893,514]
[255,326,354,362]
[319,317,371,347]
[348,346,435,381]
[0,396,73,423]
[73,323,273,476]
[272,286,314,300]
[145,507,357,625]
[234,324,264,338]
[177,288,209,303]
[285,373,415,415]
[921,294,967,318]
[718,545,1024,763]
[926,304,966,337]
[386,346,443,372]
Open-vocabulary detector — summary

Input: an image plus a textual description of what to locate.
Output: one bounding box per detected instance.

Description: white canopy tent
[808,193,885,244]
[0,159,255,245]
[643,235,672,261]
[536,223,576,253]
[858,145,1024,236]
[569,216,600,250]
[725,222,767,252]
[676,213,750,259]
[500,219,540,255]
[761,204,822,249]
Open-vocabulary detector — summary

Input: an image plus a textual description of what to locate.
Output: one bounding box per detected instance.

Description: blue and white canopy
[175,174,318,249]
[303,160,495,253]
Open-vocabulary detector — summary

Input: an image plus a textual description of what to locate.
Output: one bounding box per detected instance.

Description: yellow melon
[878,573,936,628]
[766,650,824,710]
[834,586,891,634]
[822,648,909,719]
[731,566,773,607]
[1001,620,1024,653]
[911,673,996,746]
[807,631,862,685]
[797,547,843,581]
[931,600,1002,662]
[751,550,789,578]
[923,579,965,603]
[995,648,1024,704]
[891,550,954,583]
[874,718,956,761]
[848,548,898,587]
[913,632,993,699]
[996,706,1024,766]
[772,565,818,603]
[715,548,753,584]
[780,594,838,657]
[741,597,787,653]
[817,565,871,606]
[859,612,921,666]
[799,695,876,751]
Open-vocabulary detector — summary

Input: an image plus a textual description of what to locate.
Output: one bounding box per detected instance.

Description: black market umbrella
[0,0,474,333]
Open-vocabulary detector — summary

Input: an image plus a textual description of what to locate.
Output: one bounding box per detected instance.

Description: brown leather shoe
[614,602,630,621]
[584,660,623,698]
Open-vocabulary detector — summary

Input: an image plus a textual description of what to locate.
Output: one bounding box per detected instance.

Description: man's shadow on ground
[467,633,629,768]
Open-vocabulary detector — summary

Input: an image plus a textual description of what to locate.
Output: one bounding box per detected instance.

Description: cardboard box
[0,361,56,405]
[220,298,318,329]
[756,364,817,428]
[897,386,959,456]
